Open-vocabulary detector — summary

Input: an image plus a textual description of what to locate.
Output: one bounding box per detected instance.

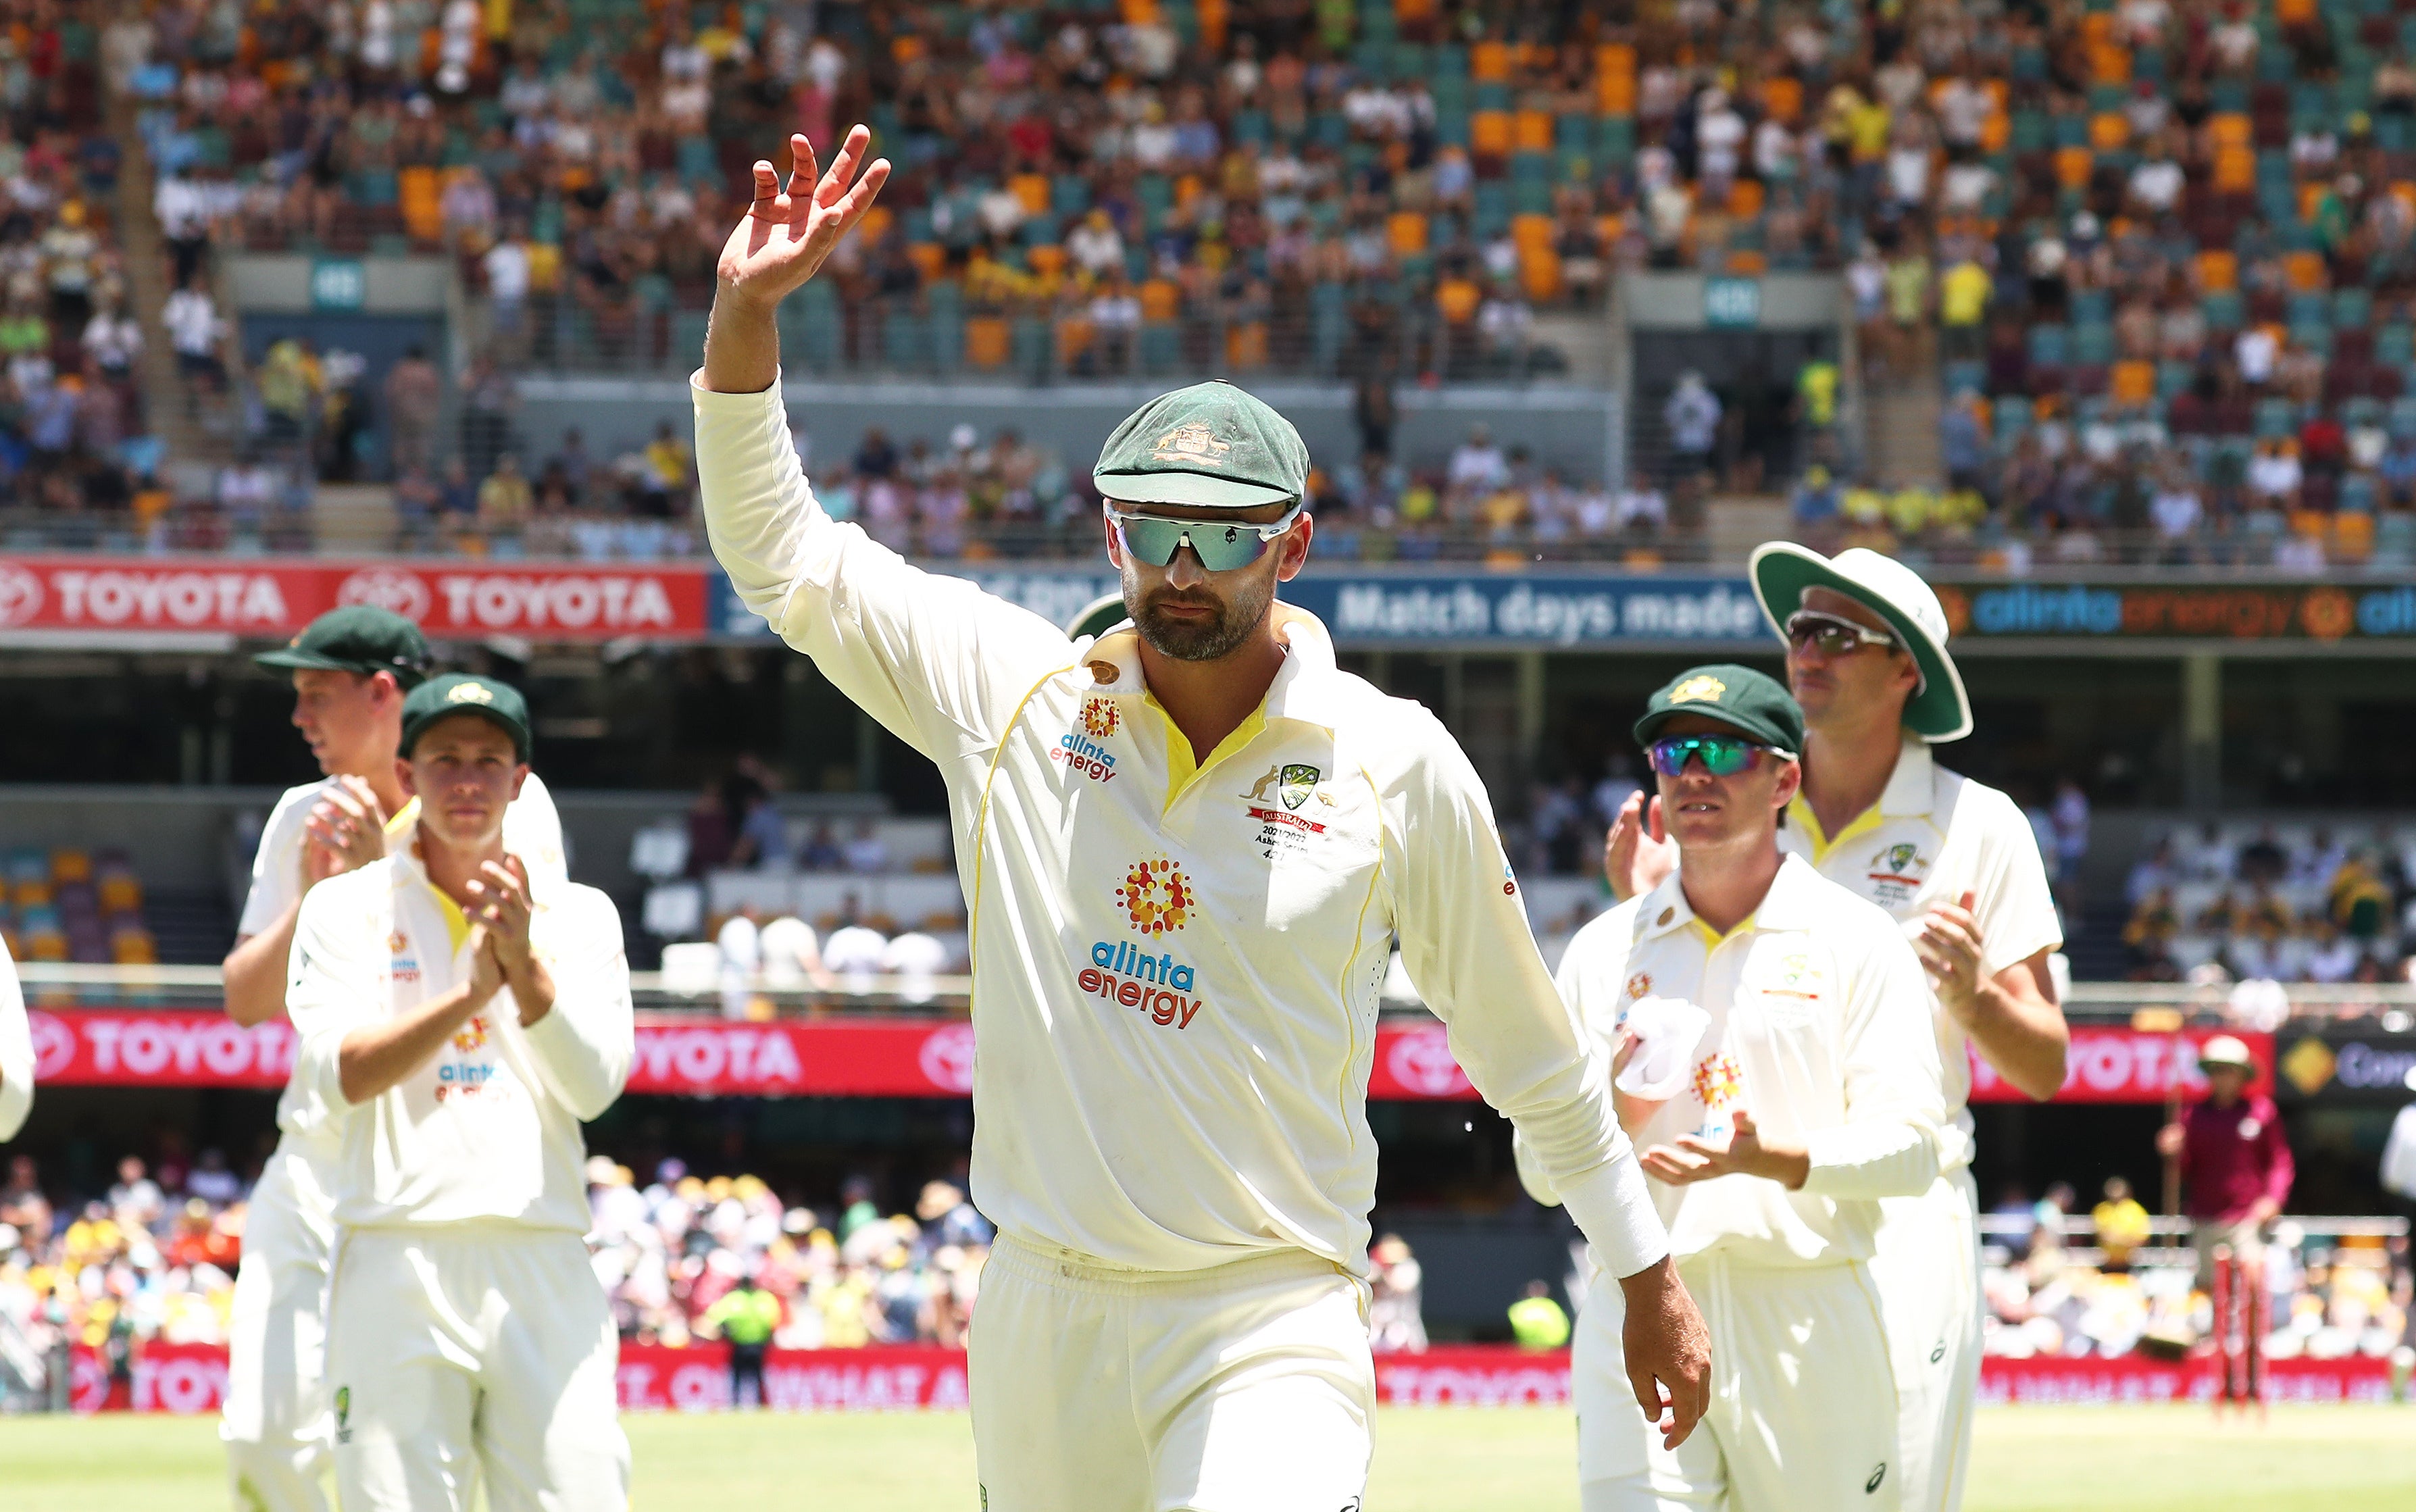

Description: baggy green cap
[1092,380,1310,509]
[401,674,532,761]
[254,604,431,686]
[1634,664,1805,756]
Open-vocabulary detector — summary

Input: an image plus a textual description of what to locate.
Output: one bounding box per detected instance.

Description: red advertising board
[0,555,712,641]
[25,1010,2271,1105]
[23,1011,1486,1100]
[64,1343,2394,1414]
[1967,1027,2273,1104]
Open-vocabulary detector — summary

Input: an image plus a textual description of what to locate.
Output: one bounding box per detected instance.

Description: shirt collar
[1878,732,1937,818]
[1634,852,1820,942]
[1084,601,1347,734]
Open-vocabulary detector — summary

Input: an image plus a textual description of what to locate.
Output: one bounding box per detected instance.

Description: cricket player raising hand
[697,127,1710,1511]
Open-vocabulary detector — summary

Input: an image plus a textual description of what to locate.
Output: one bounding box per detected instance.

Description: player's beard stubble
[1120,561,1278,663]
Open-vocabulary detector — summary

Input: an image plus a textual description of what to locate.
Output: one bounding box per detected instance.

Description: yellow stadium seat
[50,849,90,884]
[1472,41,1511,82]
[1728,179,1765,219]
[1471,111,1514,156]
[2111,361,2156,405]
[2090,112,2129,151]
[1598,72,1636,117]
[2195,250,2239,292]
[1225,322,1267,370]
[1027,244,1068,278]
[1513,109,1554,153]
[2336,512,2375,561]
[965,316,1011,368]
[1388,211,1430,256]
[1139,279,1182,323]
[1055,316,1094,366]
[2211,114,2253,150]
[1011,174,1051,216]
[2283,250,2327,291]
[2213,145,2256,193]
[1520,248,1563,301]
[2055,146,2095,188]
[1762,76,1803,124]
[1511,212,1555,250]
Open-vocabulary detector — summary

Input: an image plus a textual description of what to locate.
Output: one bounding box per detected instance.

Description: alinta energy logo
[1081,859,1206,1030]
[1053,699,1122,784]
[1117,859,1194,934]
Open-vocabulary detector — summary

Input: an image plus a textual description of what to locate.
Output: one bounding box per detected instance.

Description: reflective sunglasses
[1106,502,1303,572]
[1646,734,1781,778]
[1784,609,1899,657]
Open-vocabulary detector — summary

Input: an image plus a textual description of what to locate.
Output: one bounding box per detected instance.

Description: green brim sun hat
[1748,543,1972,743]
[253,603,431,687]
[1063,591,1130,642]
[1092,379,1310,509]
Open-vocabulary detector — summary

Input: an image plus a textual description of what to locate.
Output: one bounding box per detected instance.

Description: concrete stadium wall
[513,376,1626,486]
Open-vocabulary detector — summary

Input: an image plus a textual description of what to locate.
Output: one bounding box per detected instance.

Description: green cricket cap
[1092,380,1310,509]
[253,605,431,686]
[1634,664,1804,756]
[400,674,532,761]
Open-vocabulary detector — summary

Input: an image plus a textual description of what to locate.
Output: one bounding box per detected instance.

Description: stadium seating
[1,845,155,967]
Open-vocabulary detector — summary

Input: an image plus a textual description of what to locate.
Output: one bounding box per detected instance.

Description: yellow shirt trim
[430,884,472,955]
[1690,912,1758,950]
[384,797,420,838]
[1147,691,1272,813]
[1786,792,1886,865]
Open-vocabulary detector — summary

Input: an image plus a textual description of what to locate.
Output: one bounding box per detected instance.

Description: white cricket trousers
[325,1225,629,1512]
[969,1234,1376,1512]
[1575,1249,1903,1512]
[222,1138,336,1512]
[1869,1168,1982,1512]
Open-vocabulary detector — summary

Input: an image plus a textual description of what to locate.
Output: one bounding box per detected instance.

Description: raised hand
[1604,790,1677,903]
[715,127,892,313]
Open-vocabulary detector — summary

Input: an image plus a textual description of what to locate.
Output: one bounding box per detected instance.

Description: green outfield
[2,1405,2411,1510]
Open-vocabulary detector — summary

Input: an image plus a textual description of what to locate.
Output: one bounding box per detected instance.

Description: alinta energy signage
[1933,581,2416,642]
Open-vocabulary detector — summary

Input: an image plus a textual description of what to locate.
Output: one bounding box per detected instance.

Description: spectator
[2092,1178,2152,1274]
[700,1270,780,1409]
[161,274,220,393]
[476,453,534,540]
[1369,1234,1428,1354]
[641,422,695,517]
[728,786,790,872]
[842,820,891,874]
[823,918,890,991]
[1507,1280,1570,1350]
[798,822,843,872]
[2157,1036,2294,1296]
[1613,472,1669,534]
[382,345,443,474]
[1663,371,1721,479]
[1446,424,1507,494]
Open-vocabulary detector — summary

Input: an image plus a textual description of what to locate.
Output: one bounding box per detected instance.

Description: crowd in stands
[0,1149,249,1392]
[80,0,2416,565]
[0,4,165,551]
[1773,0,2416,570]
[0,846,156,967]
[2121,820,2416,982]
[586,1159,993,1350]
[0,1147,1430,1377]
[1980,1179,2416,1368]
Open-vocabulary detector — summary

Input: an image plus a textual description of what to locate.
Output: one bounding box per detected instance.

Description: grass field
[3,1405,2412,1510]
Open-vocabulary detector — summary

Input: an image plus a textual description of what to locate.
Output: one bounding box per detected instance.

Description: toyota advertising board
[0,555,713,643]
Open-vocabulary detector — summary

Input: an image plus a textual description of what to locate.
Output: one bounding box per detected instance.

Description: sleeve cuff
[1554,1157,1670,1280]
[1798,1123,1940,1201]
[689,367,784,405]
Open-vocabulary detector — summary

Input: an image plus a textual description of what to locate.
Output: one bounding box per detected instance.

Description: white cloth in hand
[1614,996,1711,1102]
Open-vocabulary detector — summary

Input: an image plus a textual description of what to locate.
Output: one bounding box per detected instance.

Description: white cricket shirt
[1778,734,2063,1165]
[695,372,1665,1281]
[0,943,29,1141]
[1551,855,1946,1267]
[285,840,632,1233]
[238,773,565,1155]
